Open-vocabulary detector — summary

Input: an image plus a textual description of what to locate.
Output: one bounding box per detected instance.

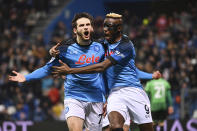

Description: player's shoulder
[92,38,105,45]
[92,41,103,47]
[121,35,133,43]
[121,35,130,42]
[60,38,75,46]
[120,35,134,47]
[92,38,106,49]
[58,38,75,51]
[116,35,134,51]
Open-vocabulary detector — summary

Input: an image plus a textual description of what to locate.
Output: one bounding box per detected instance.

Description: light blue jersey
[25,40,106,102]
[105,35,152,90]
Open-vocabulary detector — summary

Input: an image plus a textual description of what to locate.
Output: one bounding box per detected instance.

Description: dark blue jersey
[105,35,152,90]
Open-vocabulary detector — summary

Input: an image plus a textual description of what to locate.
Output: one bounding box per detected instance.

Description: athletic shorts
[64,98,103,131]
[102,111,130,128]
[107,87,153,124]
[152,110,168,122]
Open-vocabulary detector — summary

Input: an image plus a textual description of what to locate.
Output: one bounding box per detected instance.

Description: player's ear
[118,25,122,32]
[73,28,77,34]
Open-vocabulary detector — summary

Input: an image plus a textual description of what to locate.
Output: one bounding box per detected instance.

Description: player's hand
[49,43,61,57]
[52,60,71,77]
[8,71,26,82]
[152,71,161,79]
[103,102,107,117]
[168,106,174,115]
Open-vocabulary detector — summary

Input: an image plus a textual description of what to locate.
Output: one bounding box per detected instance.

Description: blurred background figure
[145,78,174,131]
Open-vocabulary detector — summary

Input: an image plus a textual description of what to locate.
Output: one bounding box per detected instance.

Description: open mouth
[84,31,89,36]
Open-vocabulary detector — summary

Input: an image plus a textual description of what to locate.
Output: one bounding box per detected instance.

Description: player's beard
[77,30,92,42]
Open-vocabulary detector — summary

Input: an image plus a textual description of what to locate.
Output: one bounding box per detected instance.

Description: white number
[154,84,165,98]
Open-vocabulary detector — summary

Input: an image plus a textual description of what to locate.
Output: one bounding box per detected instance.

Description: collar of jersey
[75,39,93,47]
[104,39,121,49]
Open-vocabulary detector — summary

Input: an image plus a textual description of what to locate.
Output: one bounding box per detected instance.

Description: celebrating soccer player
[51,13,161,131]
[9,12,106,131]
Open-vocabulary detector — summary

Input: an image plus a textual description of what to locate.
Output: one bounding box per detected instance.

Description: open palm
[9,71,26,82]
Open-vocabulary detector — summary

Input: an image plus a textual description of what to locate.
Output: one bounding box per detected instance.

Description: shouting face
[103,18,122,43]
[74,17,93,41]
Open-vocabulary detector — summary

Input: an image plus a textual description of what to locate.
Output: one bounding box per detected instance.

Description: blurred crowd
[123,4,197,119]
[0,0,197,122]
[0,0,66,121]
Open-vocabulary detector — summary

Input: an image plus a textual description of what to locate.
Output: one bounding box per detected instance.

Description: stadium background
[0,0,197,130]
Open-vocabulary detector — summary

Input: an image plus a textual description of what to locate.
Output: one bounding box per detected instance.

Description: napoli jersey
[25,40,106,102]
[59,41,106,102]
[105,35,143,90]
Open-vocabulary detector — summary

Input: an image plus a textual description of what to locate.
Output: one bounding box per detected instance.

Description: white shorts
[107,87,153,124]
[64,98,103,131]
[102,112,130,128]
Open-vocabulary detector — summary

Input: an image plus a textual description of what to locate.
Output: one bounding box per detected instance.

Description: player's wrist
[66,68,72,74]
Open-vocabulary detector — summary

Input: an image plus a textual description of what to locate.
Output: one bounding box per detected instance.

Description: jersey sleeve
[136,68,153,79]
[25,57,59,81]
[107,40,135,65]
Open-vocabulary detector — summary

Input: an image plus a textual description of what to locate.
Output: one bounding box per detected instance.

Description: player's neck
[76,36,91,46]
[109,34,122,44]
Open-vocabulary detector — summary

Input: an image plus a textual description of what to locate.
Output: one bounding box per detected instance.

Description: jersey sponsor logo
[114,50,125,58]
[65,106,69,114]
[75,54,100,65]
[69,49,78,55]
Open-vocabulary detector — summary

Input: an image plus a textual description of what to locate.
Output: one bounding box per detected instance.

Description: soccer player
[9,12,106,131]
[51,13,161,131]
[145,78,174,131]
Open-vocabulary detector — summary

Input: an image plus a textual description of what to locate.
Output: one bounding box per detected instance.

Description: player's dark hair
[72,12,94,29]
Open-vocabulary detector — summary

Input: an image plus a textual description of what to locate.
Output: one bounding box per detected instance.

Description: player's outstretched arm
[136,68,153,79]
[9,71,26,82]
[136,68,161,80]
[52,59,113,75]
[9,59,59,82]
